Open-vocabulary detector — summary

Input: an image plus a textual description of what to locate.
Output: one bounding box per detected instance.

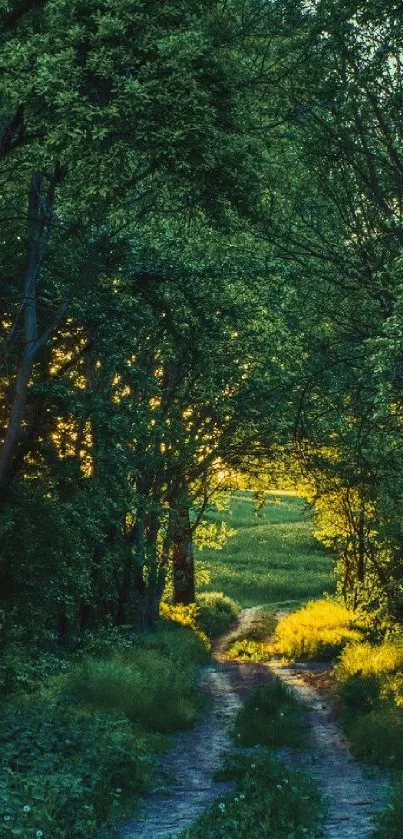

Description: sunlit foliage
[274,599,365,661]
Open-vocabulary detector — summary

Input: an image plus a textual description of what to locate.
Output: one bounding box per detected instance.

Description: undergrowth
[233,678,309,750]
[274,599,365,661]
[196,591,241,638]
[68,646,203,733]
[0,618,208,837]
[227,610,277,661]
[179,749,324,839]
[335,639,403,769]
[0,702,160,838]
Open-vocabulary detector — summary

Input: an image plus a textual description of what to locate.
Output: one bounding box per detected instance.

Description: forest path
[120,607,389,839]
[120,608,272,839]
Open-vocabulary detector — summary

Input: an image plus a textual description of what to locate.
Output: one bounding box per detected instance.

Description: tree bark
[171,495,195,605]
[0,172,58,501]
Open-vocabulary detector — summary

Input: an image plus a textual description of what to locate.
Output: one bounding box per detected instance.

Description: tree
[257,0,403,613]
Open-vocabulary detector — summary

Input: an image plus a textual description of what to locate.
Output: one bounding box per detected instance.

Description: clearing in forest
[197,490,334,608]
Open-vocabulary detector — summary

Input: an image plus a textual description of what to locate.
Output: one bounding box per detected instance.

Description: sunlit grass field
[197,491,334,609]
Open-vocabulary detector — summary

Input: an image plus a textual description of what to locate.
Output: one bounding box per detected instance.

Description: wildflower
[280,712,284,717]
[4,816,11,821]
[218,802,226,812]
[239,793,245,800]
[23,805,31,813]
[276,784,283,790]
[255,707,259,711]
[116,788,122,794]
[251,763,256,769]
[36,832,44,838]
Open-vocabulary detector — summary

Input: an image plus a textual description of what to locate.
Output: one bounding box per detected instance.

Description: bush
[346,706,403,768]
[67,646,202,733]
[233,679,308,750]
[0,702,157,838]
[159,602,211,649]
[339,673,381,715]
[195,591,241,639]
[180,748,324,838]
[336,640,403,681]
[373,775,403,838]
[275,599,364,661]
[0,645,72,697]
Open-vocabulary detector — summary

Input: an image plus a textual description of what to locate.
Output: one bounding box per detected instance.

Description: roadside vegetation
[274,599,366,661]
[258,600,403,838]
[195,592,241,639]
[179,749,324,839]
[0,590,244,837]
[0,615,210,838]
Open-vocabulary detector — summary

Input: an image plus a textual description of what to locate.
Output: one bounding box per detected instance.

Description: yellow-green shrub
[275,599,364,660]
[381,673,403,707]
[159,602,210,650]
[337,640,403,682]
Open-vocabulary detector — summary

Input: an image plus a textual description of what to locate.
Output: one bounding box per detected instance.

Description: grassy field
[197,491,334,609]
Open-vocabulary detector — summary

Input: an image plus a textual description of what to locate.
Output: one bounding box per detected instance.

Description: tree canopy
[1,0,403,639]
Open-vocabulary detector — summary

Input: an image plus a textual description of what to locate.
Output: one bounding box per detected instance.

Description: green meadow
[197,491,334,609]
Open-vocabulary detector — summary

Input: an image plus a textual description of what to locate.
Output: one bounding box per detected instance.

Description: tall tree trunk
[144,511,160,626]
[0,171,65,501]
[171,494,195,605]
[0,173,42,498]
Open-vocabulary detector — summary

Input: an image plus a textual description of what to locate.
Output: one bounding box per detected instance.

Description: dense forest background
[2,0,403,643]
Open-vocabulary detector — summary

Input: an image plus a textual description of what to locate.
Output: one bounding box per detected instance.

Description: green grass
[179,749,324,839]
[67,649,201,733]
[197,492,334,609]
[0,622,207,838]
[233,678,309,750]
